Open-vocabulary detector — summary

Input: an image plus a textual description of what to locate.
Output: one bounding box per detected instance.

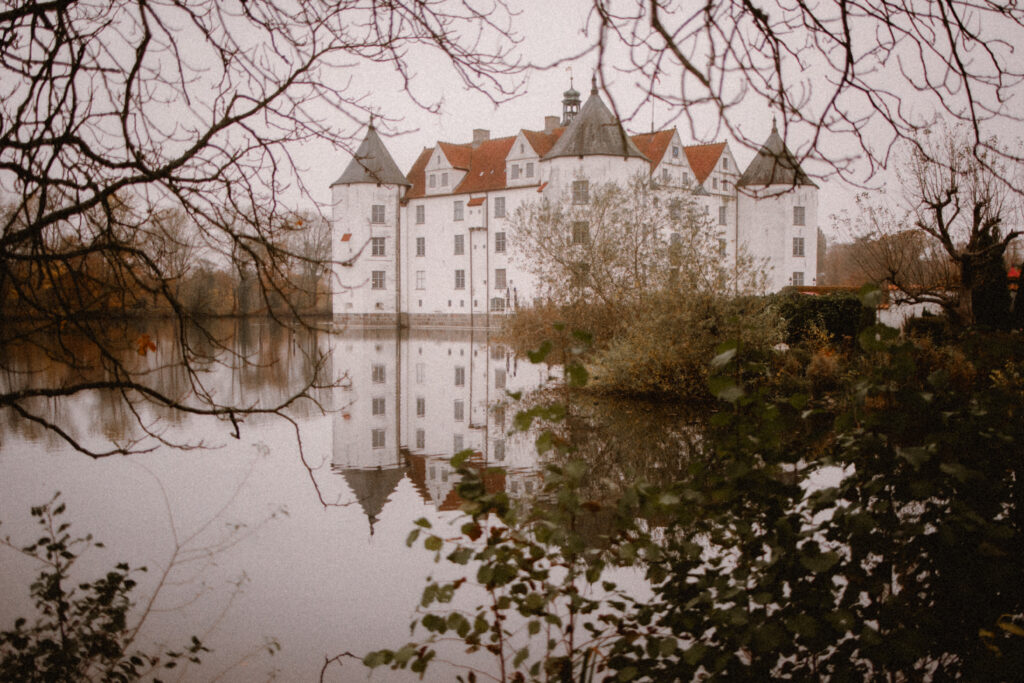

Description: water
[0,319,701,681]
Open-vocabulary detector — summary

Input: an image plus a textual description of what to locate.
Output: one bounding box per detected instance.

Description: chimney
[544,116,559,133]
[472,128,490,147]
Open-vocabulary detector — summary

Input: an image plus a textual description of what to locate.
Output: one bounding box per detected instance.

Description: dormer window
[722,158,729,170]
[441,172,448,186]
[526,162,534,178]
[672,146,680,159]
[511,165,520,180]
[519,144,524,154]
[429,174,436,188]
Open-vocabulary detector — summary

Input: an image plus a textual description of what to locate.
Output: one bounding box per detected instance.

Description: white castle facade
[331,80,818,325]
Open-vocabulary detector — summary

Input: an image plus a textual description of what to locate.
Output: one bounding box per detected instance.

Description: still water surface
[0,320,700,681]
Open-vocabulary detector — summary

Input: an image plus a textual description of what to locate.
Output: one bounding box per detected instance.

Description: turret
[331,122,410,321]
[736,120,819,291]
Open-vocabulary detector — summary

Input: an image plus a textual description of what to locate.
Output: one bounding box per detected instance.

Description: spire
[561,79,582,126]
[736,122,816,188]
[591,72,598,95]
[545,86,648,161]
[331,123,410,187]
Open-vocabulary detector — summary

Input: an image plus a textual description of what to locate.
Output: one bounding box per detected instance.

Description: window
[371,205,385,224]
[371,236,385,256]
[510,164,520,180]
[661,167,670,182]
[526,162,534,178]
[428,174,436,188]
[372,429,385,449]
[416,236,425,257]
[494,368,506,390]
[454,366,465,386]
[493,439,505,461]
[416,429,425,449]
[453,434,464,452]
[454,400,465,421]
[572,221,589,245]
[718,205,727,226]
[494,231,506,253]
[415,270,425,290]
[722,157,729,170]
[494,405,506,428]
[415,205,425,224]
[455,269,465,289]
[494,268,506,289]
[794,206,806,226]
[672,145,680,159]
[792,271,805,286]
[372,397,385,416]
[494,197,506,218]
[441,172,448,186]
[454,201,464,221]
[490,297,506,312]
[712,177,719,190]
[718,238,727,256]
[682,172,690,186]
[416,396,425,417]
[572,180,589,204]
[415,362,425,384]
[372,364,385,383]
[669,199,682,221]
[793,236,805,257]
[371,270,385,289]
[454,234,464,255]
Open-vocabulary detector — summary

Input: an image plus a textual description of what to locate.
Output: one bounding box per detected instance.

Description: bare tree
[838,130,1020,326]
[0,0,520,456]
[577,1,1024,185]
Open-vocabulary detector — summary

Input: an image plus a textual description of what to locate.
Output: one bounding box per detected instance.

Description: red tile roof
[631,130,675,172]
[467,197,486,207]
[438,141,472,170]
[522,128,565,157]
[454,136,516,194]
[684,142,727,185]
[404,147,434,200]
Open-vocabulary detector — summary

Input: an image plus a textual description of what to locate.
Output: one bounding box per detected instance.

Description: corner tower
[736,120,819,291]
[542,76,650,196]
[331,122,410,322]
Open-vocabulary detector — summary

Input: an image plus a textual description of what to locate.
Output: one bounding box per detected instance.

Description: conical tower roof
[543,78,648,161]
[736,121,816,188]
[331,123,410,187]
[339,466,406,535]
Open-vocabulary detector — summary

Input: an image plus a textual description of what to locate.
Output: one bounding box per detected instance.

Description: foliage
[773,289,872,345]
[0,494,208,682]
[836,129,1022,328]
[508,176,780,399]
[587,292,782,399]
[365,292,1024,681]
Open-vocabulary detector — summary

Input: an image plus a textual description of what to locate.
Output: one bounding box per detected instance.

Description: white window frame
[371,236,385,256]
[455,269,465,289]
[372,364,385,383]
[494,231,506,253]
[416,236,425,257]
[454,233,464,255]
[494,268,506,289]
[372,397,385,416]
[371,205,385,224]
[793,236,805,257]
[794,206,806,226]
[454,200,464,221]
[371,270,385,290]
[572,180,589,205]
[372,429,385,449]
[415,205,425,224]
[494,197,506,218]
[415,270,425,290]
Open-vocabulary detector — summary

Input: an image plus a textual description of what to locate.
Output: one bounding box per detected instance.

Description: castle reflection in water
[329,327,550,531]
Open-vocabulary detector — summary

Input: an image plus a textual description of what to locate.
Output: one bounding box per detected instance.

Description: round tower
[331,122,411,322]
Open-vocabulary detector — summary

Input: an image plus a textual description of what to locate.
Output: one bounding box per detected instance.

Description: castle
[331,78,818,325]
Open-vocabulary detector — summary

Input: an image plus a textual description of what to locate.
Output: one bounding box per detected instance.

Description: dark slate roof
[736,122,817,188]
[338,465,406,535]
[331,124,411,187]
[542,87,648,162]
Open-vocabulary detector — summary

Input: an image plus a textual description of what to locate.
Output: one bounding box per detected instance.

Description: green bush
[774,290,870,344]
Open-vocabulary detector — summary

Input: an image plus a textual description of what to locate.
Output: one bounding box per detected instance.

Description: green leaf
[406,529,421,547]
[513,647,530,668]
[800,549,840,573]
[424,535,443,552]
[447,547,473,565]
[451,450,471,468]
[708,375,744,403]
[566,362,589,387]
[710,345,737,369]
[527,341,553,364]
[858,282,884,308]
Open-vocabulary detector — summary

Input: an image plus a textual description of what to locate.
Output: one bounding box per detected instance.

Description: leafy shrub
[775,290,870,344]
[0,495,208,682]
